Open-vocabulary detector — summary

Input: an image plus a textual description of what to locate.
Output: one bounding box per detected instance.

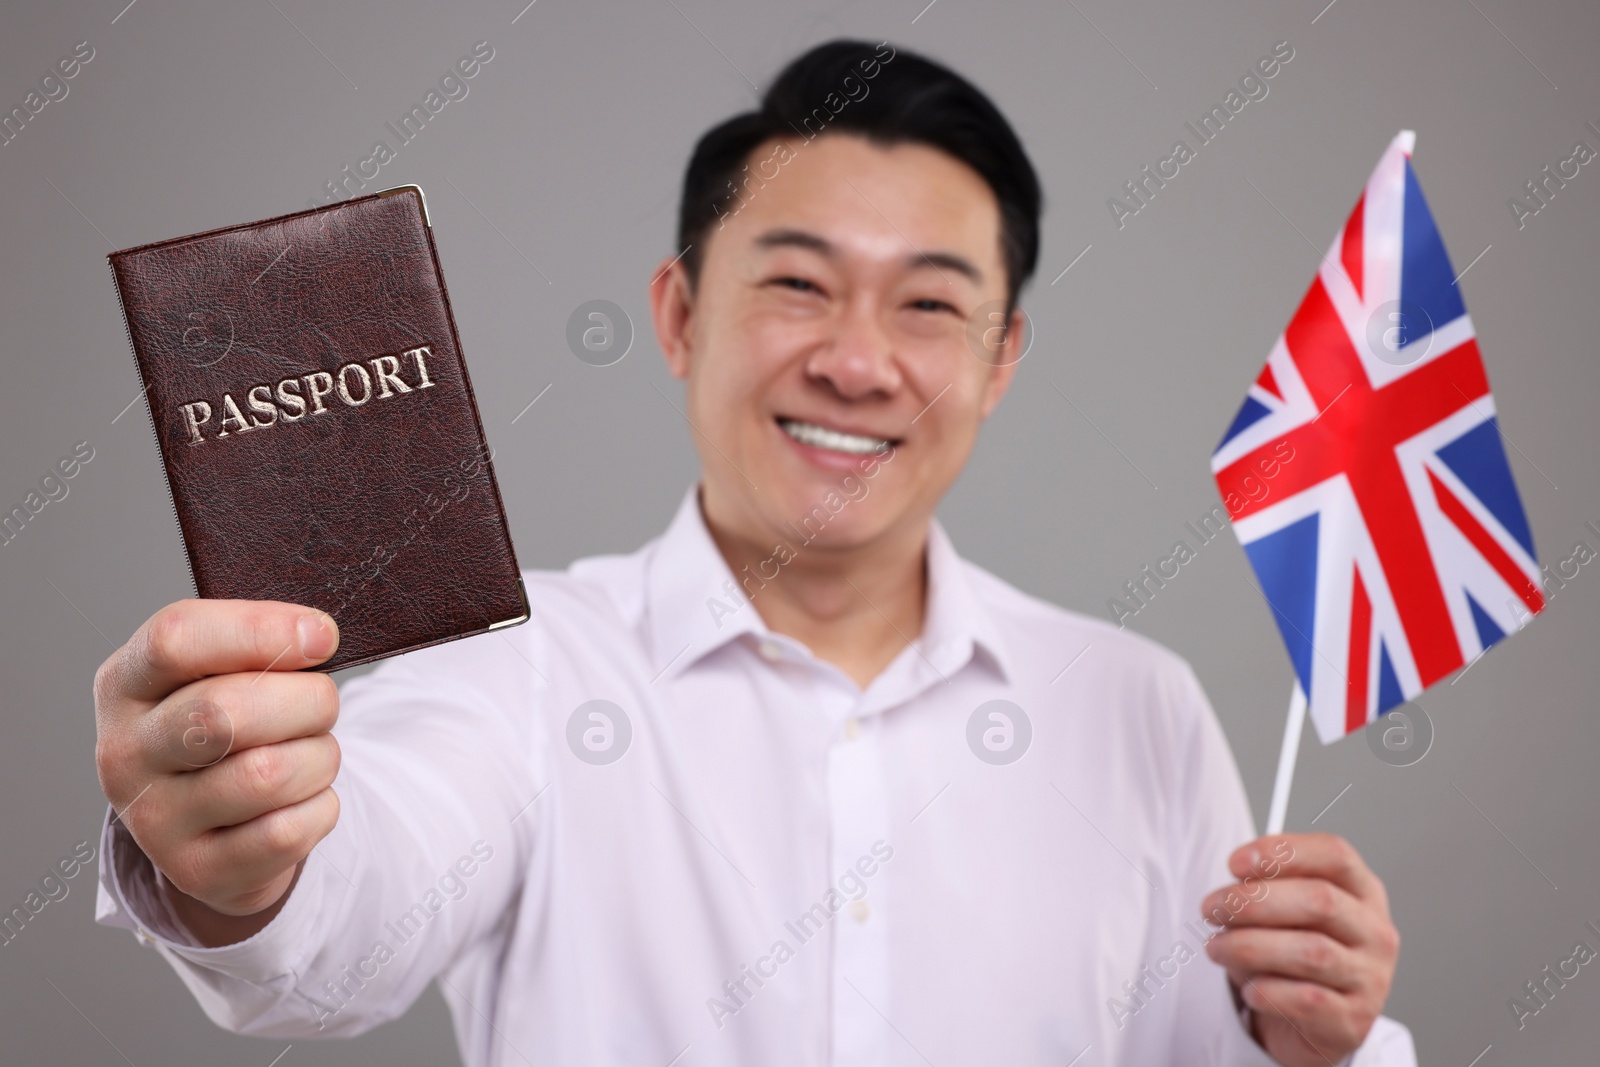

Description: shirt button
[849,899,870,922]
[756,639,783,662]
[843,717,860,740]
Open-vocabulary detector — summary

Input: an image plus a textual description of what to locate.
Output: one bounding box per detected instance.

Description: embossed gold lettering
[176,345,439,442]
[246,385,279,428]
[369,355,414,399]
[304,371,335,415]
[216,394,251,437]
[403,345,437,389]
[181,401,212,445]
[276,378,307,420]
[337,363,373,406]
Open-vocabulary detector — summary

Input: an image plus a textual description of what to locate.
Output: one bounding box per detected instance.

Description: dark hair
[675,39,1043,313]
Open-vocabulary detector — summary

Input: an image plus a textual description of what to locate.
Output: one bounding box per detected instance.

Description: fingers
[97,599,339,713]
[95,665,340,824]
[171,734,342,835]
[1205,927,1366,993]
[161,787,342,913]
[1203,870,1376,947]
[91,601,347,921]
[137,670,339,774]
[105,728,341,880]
[1240,973,1379,1059]
[1201,877,1370,947]
[1205,835,1399,1064]
[1229,833,1385,905]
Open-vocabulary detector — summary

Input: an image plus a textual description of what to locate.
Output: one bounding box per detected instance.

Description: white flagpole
[1264,684,1308,835]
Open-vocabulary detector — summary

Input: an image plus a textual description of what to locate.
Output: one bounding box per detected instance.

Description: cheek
[921,411,980,464]
[743,308,824,360]
[909,380,985,468]
[688,314,800,433]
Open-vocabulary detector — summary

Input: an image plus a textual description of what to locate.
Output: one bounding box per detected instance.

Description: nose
[803,297,903,401]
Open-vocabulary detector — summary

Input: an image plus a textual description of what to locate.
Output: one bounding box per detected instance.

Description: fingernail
[298,612,338,659]
[1247,847,1262,870]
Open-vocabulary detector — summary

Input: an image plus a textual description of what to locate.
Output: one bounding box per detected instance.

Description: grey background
[2,0,1596,1061]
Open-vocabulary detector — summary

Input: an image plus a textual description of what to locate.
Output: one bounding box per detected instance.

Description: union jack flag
[1212,130,1544,744]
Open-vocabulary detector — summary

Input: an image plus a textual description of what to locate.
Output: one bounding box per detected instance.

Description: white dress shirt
[97,482,1416,1067]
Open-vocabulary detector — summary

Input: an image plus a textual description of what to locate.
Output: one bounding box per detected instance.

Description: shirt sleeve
[93,620,548,1039]
[1162,661,1417,1067]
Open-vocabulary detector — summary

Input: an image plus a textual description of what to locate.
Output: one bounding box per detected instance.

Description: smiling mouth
[777,418,897,456]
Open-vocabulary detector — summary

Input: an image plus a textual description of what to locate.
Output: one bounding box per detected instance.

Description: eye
[907,297,958,314]
[769,276,821,293]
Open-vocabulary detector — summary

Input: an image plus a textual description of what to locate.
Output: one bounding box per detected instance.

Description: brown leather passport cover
[108,186,528,672]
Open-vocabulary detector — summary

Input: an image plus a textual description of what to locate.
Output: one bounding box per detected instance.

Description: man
[93,40,1414,1066]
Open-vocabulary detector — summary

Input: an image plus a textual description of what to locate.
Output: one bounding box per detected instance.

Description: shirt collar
[644,482,1015,686]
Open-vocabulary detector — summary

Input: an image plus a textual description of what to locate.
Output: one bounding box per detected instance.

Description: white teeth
[779,419,893,456]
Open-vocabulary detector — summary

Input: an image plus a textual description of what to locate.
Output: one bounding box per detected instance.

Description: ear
[977,306,1026,419]
[649,255,696,380]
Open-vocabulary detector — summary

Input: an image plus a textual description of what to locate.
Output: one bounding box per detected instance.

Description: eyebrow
[752,227,983,286]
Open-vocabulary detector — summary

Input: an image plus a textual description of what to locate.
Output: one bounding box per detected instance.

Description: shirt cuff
[1350,1015,1418,1066]
[93,804,326,984]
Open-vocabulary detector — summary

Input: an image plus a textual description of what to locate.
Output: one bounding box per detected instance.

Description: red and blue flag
[1213,130,1544,744]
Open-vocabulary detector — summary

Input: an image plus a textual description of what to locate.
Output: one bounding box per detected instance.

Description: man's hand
[93,599,343,946]
[1201,833,1400,1067]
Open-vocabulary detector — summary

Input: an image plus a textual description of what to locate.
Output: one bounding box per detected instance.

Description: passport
[108,186,529,671]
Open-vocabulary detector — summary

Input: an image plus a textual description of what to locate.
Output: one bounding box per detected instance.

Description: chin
[757,485,885,548]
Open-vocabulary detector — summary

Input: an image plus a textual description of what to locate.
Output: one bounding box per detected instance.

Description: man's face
[651,133,1021,554]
